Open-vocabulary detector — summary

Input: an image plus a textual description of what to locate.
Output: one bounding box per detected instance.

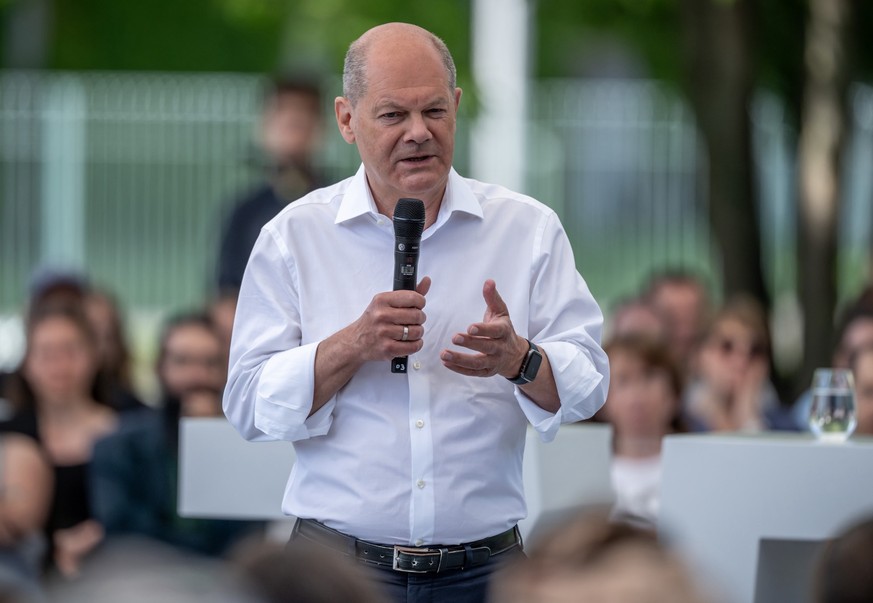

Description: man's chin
[395,172,448,198]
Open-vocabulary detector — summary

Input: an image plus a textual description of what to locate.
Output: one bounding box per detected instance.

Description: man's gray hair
[342,29,457,105]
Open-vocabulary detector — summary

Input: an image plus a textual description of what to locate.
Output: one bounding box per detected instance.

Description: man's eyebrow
[373,97,449,112]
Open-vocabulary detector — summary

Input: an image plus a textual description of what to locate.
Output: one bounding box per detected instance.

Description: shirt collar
[334,164,484,226]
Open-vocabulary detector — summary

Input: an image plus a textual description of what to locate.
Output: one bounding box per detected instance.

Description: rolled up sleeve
[516,212,610,442]
[223,224,332,442]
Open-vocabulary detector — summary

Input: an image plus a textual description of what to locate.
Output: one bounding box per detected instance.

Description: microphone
[391,198,426,373]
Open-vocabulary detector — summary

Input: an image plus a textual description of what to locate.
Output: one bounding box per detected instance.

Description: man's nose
[404,113,432,144]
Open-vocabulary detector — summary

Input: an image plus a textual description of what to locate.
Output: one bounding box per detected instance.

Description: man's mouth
[401,155,433,163]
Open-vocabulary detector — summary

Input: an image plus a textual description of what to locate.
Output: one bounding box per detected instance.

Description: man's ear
[335,97,356,144]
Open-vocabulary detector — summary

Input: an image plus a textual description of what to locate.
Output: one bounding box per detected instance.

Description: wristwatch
[507,339,543,385]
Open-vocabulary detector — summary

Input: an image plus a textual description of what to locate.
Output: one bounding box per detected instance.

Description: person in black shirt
[217,74,324,294]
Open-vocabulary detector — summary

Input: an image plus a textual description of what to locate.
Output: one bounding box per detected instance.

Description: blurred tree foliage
[15,0,472,80]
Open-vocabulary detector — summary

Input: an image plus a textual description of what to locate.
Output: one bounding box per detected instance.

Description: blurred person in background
[848,344,873,436]
[683,295,793,432]
[488,508,710,603]
[207,290,239,372]
[0,433,53,600]
[0,269,91,420]
[90,313,261,558]
[84,287,145,413]
[792,295,873,429]
[46,538,254,603]
[231,539,386,603]
[217,74,324,295]
[0,304,118,578]
[25,269,89,322]
[644,270,710,374]
[815,514,873,603]
[607,296,667,343]
[598,335,685,528]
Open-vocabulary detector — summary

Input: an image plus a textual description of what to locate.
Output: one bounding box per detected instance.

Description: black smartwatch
[507,339,543,385]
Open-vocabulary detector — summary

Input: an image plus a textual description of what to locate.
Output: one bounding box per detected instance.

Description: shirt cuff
[515,341,604,443]
[253,342,335,441]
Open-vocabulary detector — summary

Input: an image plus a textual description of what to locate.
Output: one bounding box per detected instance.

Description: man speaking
[223,22,609,603]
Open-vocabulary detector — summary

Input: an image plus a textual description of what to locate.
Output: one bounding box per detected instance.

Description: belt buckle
[392,545,439,574]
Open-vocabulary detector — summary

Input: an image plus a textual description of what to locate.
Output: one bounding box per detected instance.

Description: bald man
[224,23,609,603]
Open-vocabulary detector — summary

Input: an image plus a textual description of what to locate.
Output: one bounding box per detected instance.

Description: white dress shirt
[223,165,609,545]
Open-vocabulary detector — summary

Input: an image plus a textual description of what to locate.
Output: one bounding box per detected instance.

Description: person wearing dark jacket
[90,313,261,557]
[217,75,324,294]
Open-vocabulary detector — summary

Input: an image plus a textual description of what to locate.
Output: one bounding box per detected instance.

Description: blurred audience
[25,269,89,321]
[815,514,873,603]
[599,335,685,527]
[46,538,254,603]
[792,295,873,429]
[207,290,238,371]
[0,304,118,578]
[84,288,145,412]
[0,433,53,600]
[217,74,324,295]
[489,508,710,603]
[90,312,260,558]
[683,295,792,432]
[608,297,666,343]
[644,270,710,373]
[232,539,386,603]
[848,345,873,436]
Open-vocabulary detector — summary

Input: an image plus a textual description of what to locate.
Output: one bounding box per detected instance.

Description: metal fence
[2,71,873,367]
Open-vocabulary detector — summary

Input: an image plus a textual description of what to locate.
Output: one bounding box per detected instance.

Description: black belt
[292,518,521,574]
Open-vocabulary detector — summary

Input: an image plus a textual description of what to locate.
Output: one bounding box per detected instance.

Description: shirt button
[415,539,424,546]
[415,419,424,429]
[417,479,425,489]
[413,361,422,370]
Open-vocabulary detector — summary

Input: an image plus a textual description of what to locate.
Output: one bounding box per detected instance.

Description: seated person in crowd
[792,296,873,429]
[90,313,261,557]
[607,297,666,343]
[231,539,386,603]
[0,303,118,578]
[644,270,711,375]
[84,287,145,412]
[488,508,710,603]
[683,295,793,432]
[849,344,873,436]
[0,268,91,420]
[598,335,685,527]
[0,433,53,599]
[3,269,144,418]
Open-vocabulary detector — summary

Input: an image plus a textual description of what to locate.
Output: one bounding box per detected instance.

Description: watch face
[523,347,543,381]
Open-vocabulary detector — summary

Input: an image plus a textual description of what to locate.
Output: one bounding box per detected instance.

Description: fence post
[471,0,529,193]
[40,75,86,270]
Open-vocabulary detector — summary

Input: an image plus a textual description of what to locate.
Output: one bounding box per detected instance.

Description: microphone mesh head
[393,198,426,238]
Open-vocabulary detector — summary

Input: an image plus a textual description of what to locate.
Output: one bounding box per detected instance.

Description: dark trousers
[365,546,523,603]
[287,520,523,603]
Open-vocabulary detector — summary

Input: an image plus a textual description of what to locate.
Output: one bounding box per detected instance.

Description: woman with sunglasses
[683,296,786,432]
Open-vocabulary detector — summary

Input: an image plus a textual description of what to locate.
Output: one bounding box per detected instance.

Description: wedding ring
[401,325,409,342]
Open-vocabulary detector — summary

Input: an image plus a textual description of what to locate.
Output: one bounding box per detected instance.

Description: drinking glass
[809,368,857,443]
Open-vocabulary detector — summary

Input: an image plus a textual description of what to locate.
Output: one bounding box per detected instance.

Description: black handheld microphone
[391,198,426,373]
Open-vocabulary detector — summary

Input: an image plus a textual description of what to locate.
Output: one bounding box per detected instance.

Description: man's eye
[381,112,401,119]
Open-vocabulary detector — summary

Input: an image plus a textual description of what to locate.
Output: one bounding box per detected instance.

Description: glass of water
[809,368,857,443]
